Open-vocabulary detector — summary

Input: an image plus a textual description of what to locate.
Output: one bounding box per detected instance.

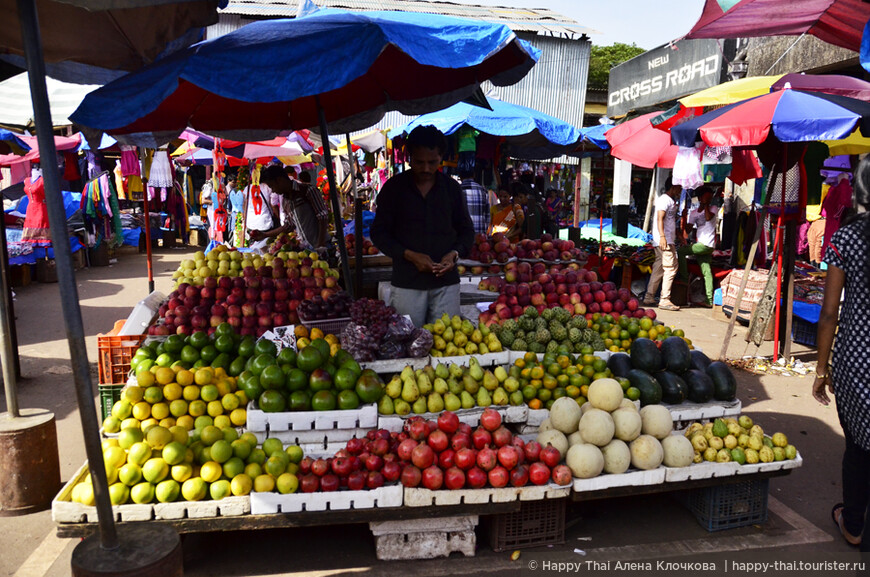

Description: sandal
[658,303,680,311]
[832,503,862,546]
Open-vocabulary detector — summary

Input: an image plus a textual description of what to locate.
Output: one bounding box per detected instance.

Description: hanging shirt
[244,183,276,251]
[456,126,480,153]
[652,194,677,247]
[672,145,704,190]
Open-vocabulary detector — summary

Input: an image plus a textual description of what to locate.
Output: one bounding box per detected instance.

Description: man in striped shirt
[258,165,330,249]
[460,170,490,236]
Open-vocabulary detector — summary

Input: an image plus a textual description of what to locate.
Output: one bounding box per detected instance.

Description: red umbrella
[605,112,680,169]
[685,0,870,52]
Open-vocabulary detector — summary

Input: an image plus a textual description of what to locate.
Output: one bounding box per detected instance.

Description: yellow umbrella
[171,140,196,156]
[678,75,784,107]
[824,130,870,155]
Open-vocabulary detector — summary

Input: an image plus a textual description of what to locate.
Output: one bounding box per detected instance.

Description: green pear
[427,392,445,413]
[482,370,499,391]
[503,377,520,393]
[509,391,525,406]
[443,327,455,343]
[417,373,432,395]
[401,377,420,403]
[449,363,464,378]
[385,376,402,399]
[441,313,451,325]
[423,365,436,382]
[469,359,484,382]
[447,377,463,396]
[460,391,476,409]
[412,397,428,414]
[476,388,492,407]
[394,399,411,415]
[461,319,474,336]
[462,374,480,395]
[378,396,395,415]
[480,324,491,337]
[451,315,462,332]
[435,363,450,380]
[494,366,508,383]
[444,393,462,412]
[492,387,509,406]
[434,377,449,395]
[400,366,416,382]
[445,343,460,357]
[415,368,423,379]
[432,320,446,335]
[478,343,489,355]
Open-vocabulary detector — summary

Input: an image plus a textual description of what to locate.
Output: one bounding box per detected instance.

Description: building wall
[745,35,859,76]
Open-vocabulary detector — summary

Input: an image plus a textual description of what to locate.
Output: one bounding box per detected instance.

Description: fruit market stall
[52,242,801,559]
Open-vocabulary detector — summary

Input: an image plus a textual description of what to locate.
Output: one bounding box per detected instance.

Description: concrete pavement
[0,246,860,577]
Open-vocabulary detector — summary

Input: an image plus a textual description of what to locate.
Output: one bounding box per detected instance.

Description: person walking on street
[644,179,682,311]
[460,170,490,236]
[371,126,475,328]
[678,186,717,308]
[814,156,870,553]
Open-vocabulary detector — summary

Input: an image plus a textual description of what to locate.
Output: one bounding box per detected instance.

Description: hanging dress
[21,176,51,245]
[148,149,174,189]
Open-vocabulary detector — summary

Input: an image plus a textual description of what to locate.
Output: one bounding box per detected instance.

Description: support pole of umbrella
[17,0,182,572]
[642,168,657,233]
[0,214,22,379]
[317,97,354,299]
[345,134,363,298]
[140,149,155,294]
[0,215,18,418]
[773,144,788,362]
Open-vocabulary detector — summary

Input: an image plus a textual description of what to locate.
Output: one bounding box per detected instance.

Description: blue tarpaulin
[13,190,81,220]
[577,218,652,243]
[343,210,376,239]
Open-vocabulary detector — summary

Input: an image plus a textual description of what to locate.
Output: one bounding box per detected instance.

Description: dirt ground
[0,245,862,577]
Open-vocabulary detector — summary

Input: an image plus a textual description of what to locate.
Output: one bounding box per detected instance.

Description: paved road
[0,246,860,577]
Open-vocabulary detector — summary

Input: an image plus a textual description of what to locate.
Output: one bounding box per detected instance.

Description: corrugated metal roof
[220,0,594,39]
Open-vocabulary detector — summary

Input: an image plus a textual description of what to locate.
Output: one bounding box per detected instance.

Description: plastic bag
[378,340,406,360]
[341,322,379,362]
[385,314,415,342]
[406,328,434,358]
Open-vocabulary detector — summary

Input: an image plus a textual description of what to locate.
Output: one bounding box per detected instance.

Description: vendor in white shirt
[678,186,718,308]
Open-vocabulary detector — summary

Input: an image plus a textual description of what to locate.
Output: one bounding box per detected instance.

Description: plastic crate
[299,316,351,338]
[678,478,769,532]
[791,317,817,347]
[485,497,566,551]
[99,384,124,421]
[97,333,147,385]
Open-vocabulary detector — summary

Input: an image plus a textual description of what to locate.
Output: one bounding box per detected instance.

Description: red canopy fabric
[686,0,870,52]
[605,112,679,169]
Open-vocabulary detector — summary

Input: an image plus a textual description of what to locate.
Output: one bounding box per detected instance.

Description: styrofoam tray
[247,427,371,447]
[507,350,611,363]
[572,467,666,492]
[378,405,528,432]
[734,452,803,475]
[403,482,569,507]
[665,399,742,423]
[250,484,402,514]
[52,462,250,524]
[664,461,740,483]
[246,402,377,433]
[360,357,430,374]
[433,352,510,368]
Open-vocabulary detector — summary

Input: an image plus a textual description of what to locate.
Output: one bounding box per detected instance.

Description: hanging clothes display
[21,176,51,245]
[148,149,174,188]
[119,146,140,177]
[63,152,81,182]
[672,145,704,190]
[81,172,124,247]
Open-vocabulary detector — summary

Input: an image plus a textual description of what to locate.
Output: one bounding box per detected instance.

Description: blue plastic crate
[792,317,817,347]
[679,479,769,532]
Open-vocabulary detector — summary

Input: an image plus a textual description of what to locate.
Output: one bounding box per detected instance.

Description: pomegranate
[330,457,352,477]
[471,428,492,450]
[524,441,542,463]
[366,471,385,490]
[382,461,402,483]
[551,464,573,486]
[311,458,329,477]
[397,439,418,462]
[476,447,497,472]
[437,411,460,434]
[529,462,551,486]
[497,446,519,470]
[421,466,444,491]
[450,433,471,452]
[540,445,561,468]
[407,420,428,441]
[491,426,513,448]
[427,429,449,453]
[480,408,503,432]
[444,466,466,490]
[401,465,422,488]
[365,454,384,472]
[347,470,367,491]
[411,443,435,470]
[488,466,509,488]
[510,464,530,487]
[299,474,320,493]
[438,449,455,469]
[466,466,488,489]
[454,448,477,471]
[319,474,340,492]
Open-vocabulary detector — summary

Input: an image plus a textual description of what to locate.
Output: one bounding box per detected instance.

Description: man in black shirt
[371,126,475,327]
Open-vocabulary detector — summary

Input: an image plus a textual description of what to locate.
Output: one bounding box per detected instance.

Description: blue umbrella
[389,96,581,159]
[71,9,540,146]
[0,129,30,154]
[578,124,611,150]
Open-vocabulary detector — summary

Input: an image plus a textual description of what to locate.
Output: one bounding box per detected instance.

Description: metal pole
[642,168,657,233]
[0,210,18,416]
[16,0,118,549]
[316,97,354,299]
[345,134,364,298]
[140,149,155,294]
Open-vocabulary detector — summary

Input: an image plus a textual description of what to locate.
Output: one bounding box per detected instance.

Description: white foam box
[250,484,402,515]
[734,451,803,476]
[664,461,740,483]
[377,405,528,433]
[435,351,510,368]
[361,357,431,375]
[507,350,611,364]
[572,467,667,493]
[246,402,377,433]
[404,482,570,507]
[371,516,478,560]
[52,462,250,524]
[665,399,743,425]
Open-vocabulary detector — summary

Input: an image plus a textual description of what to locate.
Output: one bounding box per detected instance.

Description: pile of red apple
[344,233,380,256]
[515,233,585,262]
[154,261,343,338]
[294,409,572,493]
[478,264,657,326]
[468,232,515,265]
